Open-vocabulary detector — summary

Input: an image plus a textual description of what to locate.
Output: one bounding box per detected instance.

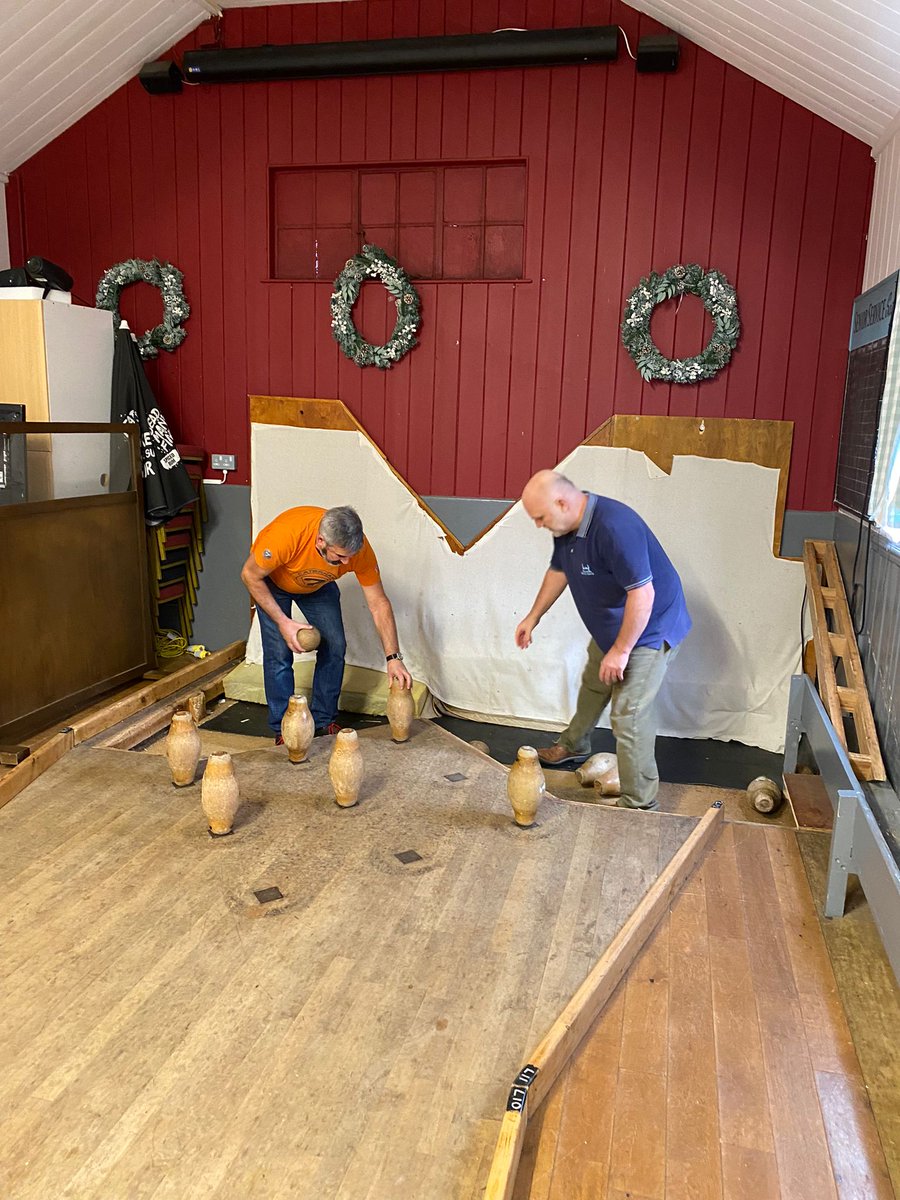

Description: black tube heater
[181,26,619,85]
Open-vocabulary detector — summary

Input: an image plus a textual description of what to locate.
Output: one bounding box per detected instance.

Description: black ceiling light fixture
[137,24,679,96]
[139,26,619,93]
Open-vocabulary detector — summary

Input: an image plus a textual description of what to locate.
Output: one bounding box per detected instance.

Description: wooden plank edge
[528,802,723,1107]
[70,641,246,744]
[90,675,229,750]
[483,1108,527,1200]
[0,728,74,811]
[482,802,724,1198]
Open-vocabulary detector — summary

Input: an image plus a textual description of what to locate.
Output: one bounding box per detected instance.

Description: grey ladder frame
[784,674,900,983]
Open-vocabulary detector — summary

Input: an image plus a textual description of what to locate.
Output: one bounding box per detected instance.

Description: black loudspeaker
[0,268,29,287]
[182,26,619,84]
[26,256,73,293]
[139,60,184,94]
[636,33,680,73]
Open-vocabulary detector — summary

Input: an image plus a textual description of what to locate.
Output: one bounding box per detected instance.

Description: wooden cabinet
[0,298,114,498]
[0,423,156,743]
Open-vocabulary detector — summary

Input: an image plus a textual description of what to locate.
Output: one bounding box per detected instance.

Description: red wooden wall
[6,0,874,510]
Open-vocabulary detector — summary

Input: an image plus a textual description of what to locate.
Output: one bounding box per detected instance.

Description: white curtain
[869,319,900,539]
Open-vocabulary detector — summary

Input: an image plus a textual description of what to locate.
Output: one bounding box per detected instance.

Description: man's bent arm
[599,581,655,683]
[611,581,654,656]
[241,555,310,649]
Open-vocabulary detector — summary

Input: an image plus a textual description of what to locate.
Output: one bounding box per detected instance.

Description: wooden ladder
[802,539,886,782]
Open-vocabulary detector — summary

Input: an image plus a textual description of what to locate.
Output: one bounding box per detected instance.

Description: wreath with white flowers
[331,244,421,369]
[95,258,190,360]
[621,264,740,383]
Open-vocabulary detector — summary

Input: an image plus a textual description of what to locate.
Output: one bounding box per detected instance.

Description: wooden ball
[296,625,321,652]
[747,775,783,814]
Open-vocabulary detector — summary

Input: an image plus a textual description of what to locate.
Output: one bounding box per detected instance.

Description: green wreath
[95,258,190,360]
[621,263,740,383]
[331,244,421,369]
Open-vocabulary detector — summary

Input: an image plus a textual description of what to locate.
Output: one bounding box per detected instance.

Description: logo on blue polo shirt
[581,563,594,576]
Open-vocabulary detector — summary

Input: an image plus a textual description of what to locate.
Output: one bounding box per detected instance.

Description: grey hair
[319,506,364,554]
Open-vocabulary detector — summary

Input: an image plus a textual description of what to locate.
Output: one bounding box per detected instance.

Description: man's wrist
[385,651,403,662]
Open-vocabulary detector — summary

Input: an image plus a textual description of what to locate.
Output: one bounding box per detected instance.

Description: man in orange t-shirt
[241,505,412,741]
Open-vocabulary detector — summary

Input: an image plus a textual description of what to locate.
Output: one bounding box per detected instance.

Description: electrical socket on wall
[211,453,236,470]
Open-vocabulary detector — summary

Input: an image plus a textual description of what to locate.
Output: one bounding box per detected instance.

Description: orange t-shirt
[251,507,380,594]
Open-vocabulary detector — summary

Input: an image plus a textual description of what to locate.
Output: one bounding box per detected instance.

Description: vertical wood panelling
[864,128,900,289]
[10,0,873,510]
[754,105,813,424]
[804,137,875,510]
[702,65,754,419]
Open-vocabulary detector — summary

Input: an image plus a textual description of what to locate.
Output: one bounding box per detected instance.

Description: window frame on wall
[268,159,528,283]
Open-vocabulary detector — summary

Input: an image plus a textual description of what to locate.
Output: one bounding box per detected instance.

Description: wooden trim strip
[483,801,724,1197]
[483,1109,528,1200]
[0,728,74,811]
[71,641,246,744]
[90,674,229,750]
[0,642,246,811]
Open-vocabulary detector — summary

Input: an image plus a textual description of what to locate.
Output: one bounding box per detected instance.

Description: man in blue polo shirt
[515,470,691,811]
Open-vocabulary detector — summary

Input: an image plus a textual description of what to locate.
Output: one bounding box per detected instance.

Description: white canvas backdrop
[246,423,806,753]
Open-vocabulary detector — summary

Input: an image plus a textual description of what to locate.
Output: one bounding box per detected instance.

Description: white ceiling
[1,0,898,176]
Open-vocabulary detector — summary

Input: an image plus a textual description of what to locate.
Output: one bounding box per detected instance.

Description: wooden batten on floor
[484,802,725,1198]
[89,679,225,750]
[0,640,245,810]
[0,728,74,810]
[71,640,245,743]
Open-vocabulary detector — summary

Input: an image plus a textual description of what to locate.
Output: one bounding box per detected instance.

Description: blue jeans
[257,579,346,733]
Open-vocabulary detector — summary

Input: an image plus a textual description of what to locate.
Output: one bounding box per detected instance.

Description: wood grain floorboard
[797,830,900,1196]
[0,723,697,1200]
[519,819,893,1200]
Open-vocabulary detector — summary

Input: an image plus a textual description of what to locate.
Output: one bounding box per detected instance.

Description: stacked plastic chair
[147,445,208,642]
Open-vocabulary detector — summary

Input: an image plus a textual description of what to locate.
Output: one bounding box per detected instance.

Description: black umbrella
[110,327,197,525]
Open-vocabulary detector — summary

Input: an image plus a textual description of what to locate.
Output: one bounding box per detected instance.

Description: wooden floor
[0,722,696,1200]
[1,710,896,1199]
[514,821,895,1200]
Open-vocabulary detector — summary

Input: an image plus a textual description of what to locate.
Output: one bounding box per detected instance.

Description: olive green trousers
[558,639,678,810]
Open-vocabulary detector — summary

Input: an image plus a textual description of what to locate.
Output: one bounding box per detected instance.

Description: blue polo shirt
[549,493,691,652]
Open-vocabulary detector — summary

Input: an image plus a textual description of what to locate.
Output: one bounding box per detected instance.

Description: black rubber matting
[202,700,386,738]
[203,701,781,789]
[434,715,783,790]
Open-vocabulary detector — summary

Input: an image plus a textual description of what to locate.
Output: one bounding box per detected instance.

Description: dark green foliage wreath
[621,263,740,383]
[95,258,190,360]
[330,244,421,369]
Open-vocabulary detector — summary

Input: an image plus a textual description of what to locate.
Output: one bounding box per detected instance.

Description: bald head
[521,471,586,534]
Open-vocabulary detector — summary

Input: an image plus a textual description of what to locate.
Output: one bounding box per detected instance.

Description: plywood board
[588,414,792,556]
[0,723,697,1200]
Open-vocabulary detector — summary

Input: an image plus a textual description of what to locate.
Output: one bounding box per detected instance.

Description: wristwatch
[385,652,404,663]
